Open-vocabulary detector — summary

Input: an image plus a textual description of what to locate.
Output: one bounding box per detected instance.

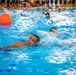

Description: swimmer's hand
[0,46,10,51]
[47,19,53,24]
[20,13,29,17]
[50,20,53,23]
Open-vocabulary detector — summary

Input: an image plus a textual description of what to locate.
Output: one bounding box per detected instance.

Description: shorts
[72,0,75,4]
[55,0,58,5]
[1,0,5,3]
[10,0,15,5]
[36,1,39,4]
[64,0,66,4]
[7,0,10,5]
[60,0,62,4]
[50,0,53,4]
[15,0,18,4]
[42,1,45,5]
[0,1,1,4]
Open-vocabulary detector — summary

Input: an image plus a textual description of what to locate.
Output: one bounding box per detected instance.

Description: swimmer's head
[45,12,50,18]
[49,27,58,34]
[27,35,40,45]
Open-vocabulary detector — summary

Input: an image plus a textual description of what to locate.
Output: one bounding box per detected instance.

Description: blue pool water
[0,9,76,75]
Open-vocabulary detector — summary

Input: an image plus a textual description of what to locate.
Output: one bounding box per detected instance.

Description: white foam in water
[40,33,61,45]
[13,16,37,32]
[17,54,28,59]
[39,30,75,45]
[37,30,48,36]
[47,15,70,25]
[60,69,76,75]
[45,47,76,64]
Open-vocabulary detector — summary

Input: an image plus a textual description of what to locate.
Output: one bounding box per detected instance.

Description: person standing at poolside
[59,0,62,9]
[42,0,46,8]
[55,0,58,11]
[35,0,40,8]
[71,0,75,8]
[50,0,53,8]
[1,0,5,7]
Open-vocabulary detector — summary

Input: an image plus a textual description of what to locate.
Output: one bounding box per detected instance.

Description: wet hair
[32,34,40,42]
[45,12,50,15]
[49,27,57,32]
[45,12,50,18]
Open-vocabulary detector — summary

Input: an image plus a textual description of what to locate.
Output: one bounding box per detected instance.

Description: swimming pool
[0,9,76,75]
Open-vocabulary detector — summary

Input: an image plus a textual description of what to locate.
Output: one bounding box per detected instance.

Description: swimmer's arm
[10,42,27,48]
[42,11,46,14]
[47,19,53,23]
[37,44,62,47]
[0,42,28,50]
[49,17,64,23]
[50,20,53,23]
[49,19,65,23]
[38,44,76,47]
[20,13,39,18]
[20,13,29,17]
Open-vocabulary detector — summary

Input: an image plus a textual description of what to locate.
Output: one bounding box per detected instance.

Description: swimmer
[0,34,75,50]
[37,27,58,36]
[0,35,40,50]
[48,15,66,23]
[20,13,29,17]
[42,11,50,18]
[49,27,58,34]
[58,8,61,12]
[45,12,50,18]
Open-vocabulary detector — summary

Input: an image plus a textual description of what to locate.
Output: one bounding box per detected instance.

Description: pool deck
[0,7,76,11]
[0,1,76,10]
[0,5,76,11]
